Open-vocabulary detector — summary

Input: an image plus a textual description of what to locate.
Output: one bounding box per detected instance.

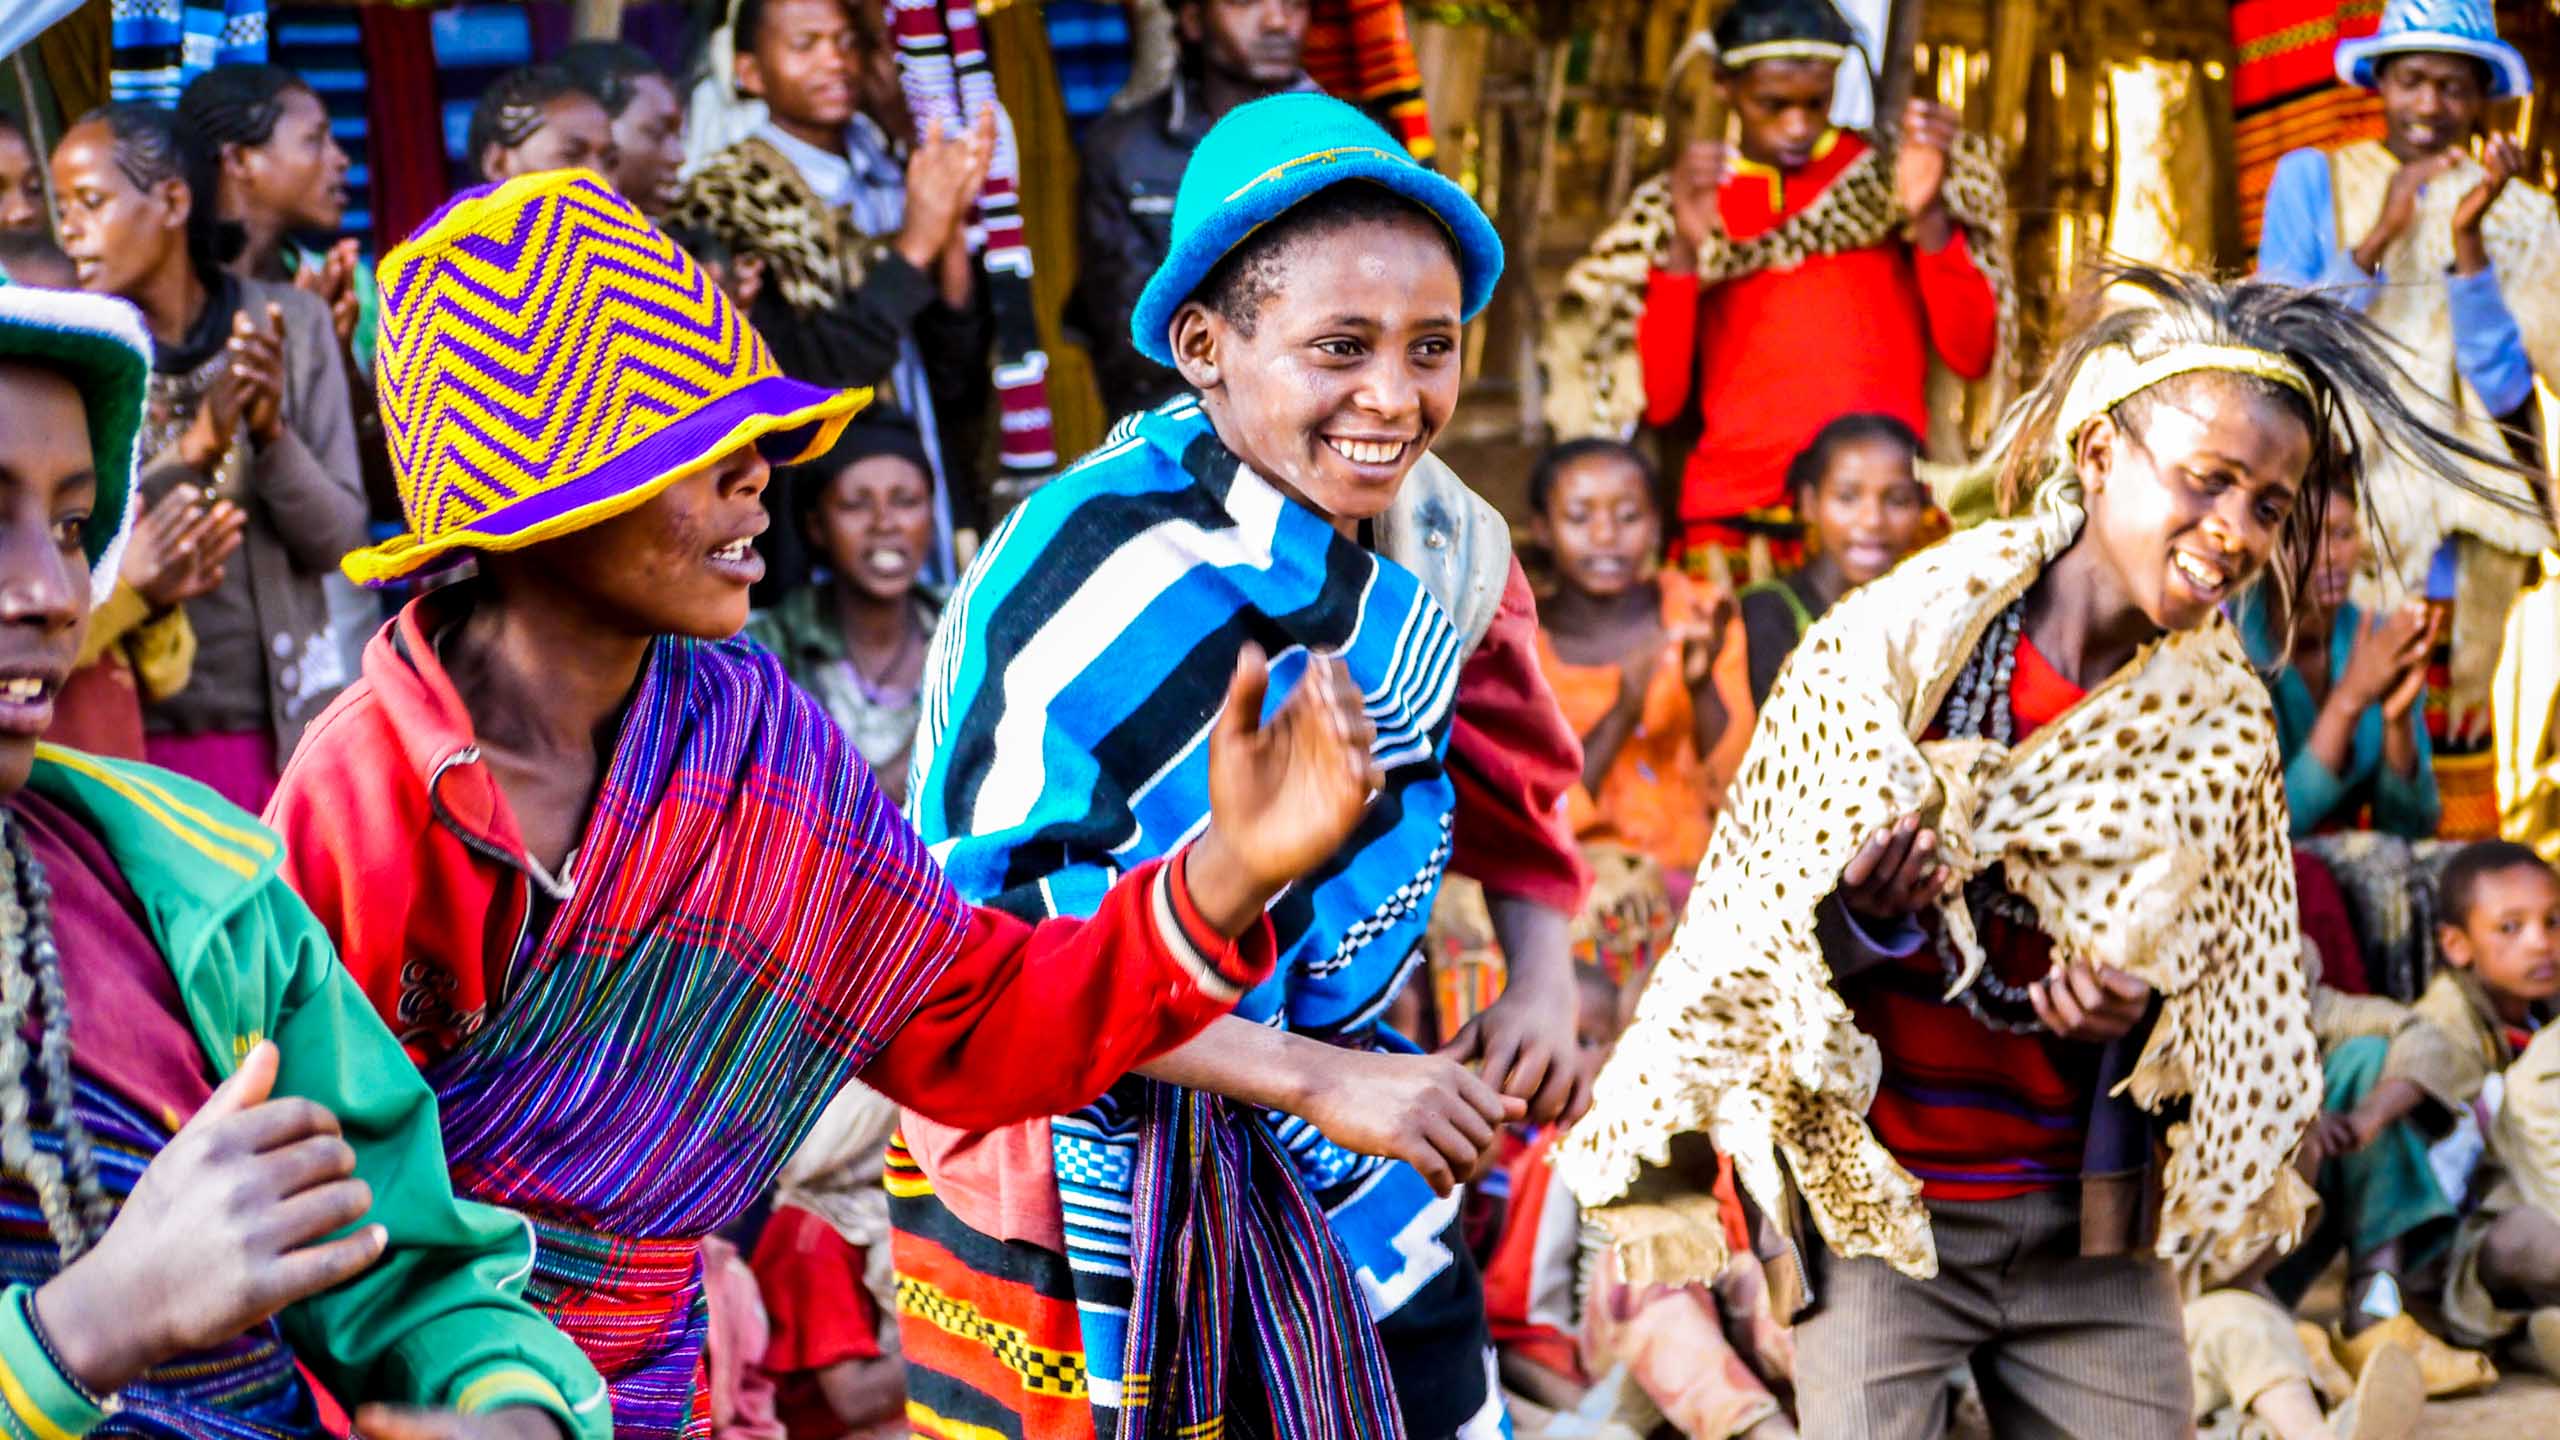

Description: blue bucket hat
[1130,92,1503,369]
[2336,0,2532,100]
[0,284,147,607]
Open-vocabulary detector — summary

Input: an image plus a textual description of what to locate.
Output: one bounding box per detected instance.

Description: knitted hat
[2336,0,2532,100]
[1128,92,1502,369]
[348,169,867,586]
[0,284,147,607]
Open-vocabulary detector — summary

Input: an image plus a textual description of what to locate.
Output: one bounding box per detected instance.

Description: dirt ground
[2425,1372,2560,1434]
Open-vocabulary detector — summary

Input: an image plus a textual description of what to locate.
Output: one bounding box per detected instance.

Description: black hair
[559,41,669,118]
[0,230,73,288]
[467,64,585,181]
[1528,436,1661,519]
[2375,50,2497,96]
[174,65,315,269]
[733,0,774,52]
[733,0,877,57]
[1712,0,1861,66]
[2439,840,2556,931]
[1996,262,2542,619]
[1785,412,1921,500]
[1192,181,1460,337]
[77,103,226,283]
[0,108,23,144]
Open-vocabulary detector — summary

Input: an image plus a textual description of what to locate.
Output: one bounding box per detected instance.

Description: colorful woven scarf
[2229,0,2385,245]
[109,0,267,106]
[1303,0,1434,160]
[888,0,1060,478]
[425,633,968,1440]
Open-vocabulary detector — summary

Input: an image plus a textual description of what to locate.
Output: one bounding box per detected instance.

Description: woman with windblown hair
[1559,264,2543,1437]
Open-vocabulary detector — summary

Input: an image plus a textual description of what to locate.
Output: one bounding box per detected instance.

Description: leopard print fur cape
[1538,134,2016,441]
[669,136,893,315]
[1557,478,2320,1283]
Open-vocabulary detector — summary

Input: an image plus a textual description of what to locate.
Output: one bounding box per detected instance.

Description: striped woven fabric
[109,0,267,107]
[359,170,857,585]
[2230,0,2385,245]
[889,0,1060,476]
[424,633,969,1440]
[1304,0,1434,161]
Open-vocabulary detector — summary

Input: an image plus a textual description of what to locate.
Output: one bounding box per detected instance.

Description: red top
[750,1206,890,1440]
[265,599,1275,1133]
[1636,131,1998,540]
[1851,636,2100,1201]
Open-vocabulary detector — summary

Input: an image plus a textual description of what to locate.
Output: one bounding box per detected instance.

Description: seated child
[1734,413,1927,707]
[2291,839,2560,1392]
[2186,1286,2421,1440]
[751,1083,907,1440]
[1531,437,1750,905]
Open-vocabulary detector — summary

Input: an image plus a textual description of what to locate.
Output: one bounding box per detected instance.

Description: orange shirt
[1535,570,1751,883]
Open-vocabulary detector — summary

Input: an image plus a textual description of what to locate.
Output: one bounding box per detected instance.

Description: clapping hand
[1675,592,1736,692]
[2454,134,2524,241]
[1186,646,1384,935]
[2339,603,2433,719]
[895,106,995,272]
[293,239,362,350]
[122,485,246,612]
[1894,99,1959,219]
[1665,140,1730,267]
[235,305,289,446]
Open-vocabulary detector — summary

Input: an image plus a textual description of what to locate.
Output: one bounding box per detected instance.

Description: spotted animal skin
[1556,479,2321,1285]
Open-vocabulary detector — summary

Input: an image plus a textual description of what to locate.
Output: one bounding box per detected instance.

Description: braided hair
[1993,261,2544,617]
[174,65,312,273]
[558,41,668,119]
[466,63,583,182]
[80,103,224,284]
[0,815,111,1263]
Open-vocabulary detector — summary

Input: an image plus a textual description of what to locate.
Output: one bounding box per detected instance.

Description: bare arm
[814,1355,908,1430]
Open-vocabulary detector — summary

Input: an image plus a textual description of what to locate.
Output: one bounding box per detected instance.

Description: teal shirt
[2235,592,2440,839]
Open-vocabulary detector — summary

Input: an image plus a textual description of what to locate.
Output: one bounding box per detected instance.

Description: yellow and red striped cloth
[2230,0,2387,245]
[1305,0,1435,160]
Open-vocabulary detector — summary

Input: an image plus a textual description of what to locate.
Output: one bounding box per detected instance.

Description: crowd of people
[0,0,2555,1437]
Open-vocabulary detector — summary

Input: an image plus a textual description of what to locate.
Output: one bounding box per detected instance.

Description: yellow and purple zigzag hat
[346,169,868,586]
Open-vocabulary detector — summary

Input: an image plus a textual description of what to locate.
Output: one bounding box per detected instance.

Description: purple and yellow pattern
[351,169,867,586]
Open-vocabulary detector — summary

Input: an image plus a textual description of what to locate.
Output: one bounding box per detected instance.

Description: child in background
[1532,437,1750,906]
[1735,413,1928,707]
[751,1085,909,1440]
[2289,840,2560,1392]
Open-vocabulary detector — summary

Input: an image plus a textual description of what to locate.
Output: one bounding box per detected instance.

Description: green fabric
[14,747,609,1440]
[2321,1035,2458,1259]
[0,1285,109,1440]
[291,247,382,376]
[1737,576,1814,638]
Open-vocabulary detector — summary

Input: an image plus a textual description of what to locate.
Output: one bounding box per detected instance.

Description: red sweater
[264,599,1276,1131]
[1637,131,1998,541]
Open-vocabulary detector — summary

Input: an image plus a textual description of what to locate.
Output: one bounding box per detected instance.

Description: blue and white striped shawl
[910,398,1483,1433]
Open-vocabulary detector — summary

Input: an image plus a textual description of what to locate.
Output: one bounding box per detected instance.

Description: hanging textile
[984,0,1107,460]
[2106,60,2219,272]
[109,0,266,107]
[359,3,445,250]
[2228,0,2385,247]
[888,0,1061,483]
[1302,0,1433,161]
[29,0,108,176]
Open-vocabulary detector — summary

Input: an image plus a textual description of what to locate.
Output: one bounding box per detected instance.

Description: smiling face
[1536,449,1659,600]
[739,0,862,138]
[0,360,97,794]
[2377,52,2488,162]
[1183,0,1311,90]
[809,451,935,604]
[0,125,43,234]
[49,121,190,302]
[486,93,618,185]
[1804,437,1926,588]
[523,446,771,640]
[2443,861,2560,1018]
[607,72,686,217]
[1172,207,1463,529]
[2075,377,2313,635]
[232,87,350,235]
[1724,58,1838,169]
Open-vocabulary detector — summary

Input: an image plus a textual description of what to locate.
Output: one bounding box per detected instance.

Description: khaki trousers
[1794,1188,2191,1439]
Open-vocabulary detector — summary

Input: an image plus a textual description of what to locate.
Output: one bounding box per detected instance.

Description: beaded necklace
[1934,598,2049,1034]
[0,814,111,1260]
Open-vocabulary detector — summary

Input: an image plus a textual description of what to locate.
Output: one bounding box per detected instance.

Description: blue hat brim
[1128,148,1504,370]
[2337,33,2532,99]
